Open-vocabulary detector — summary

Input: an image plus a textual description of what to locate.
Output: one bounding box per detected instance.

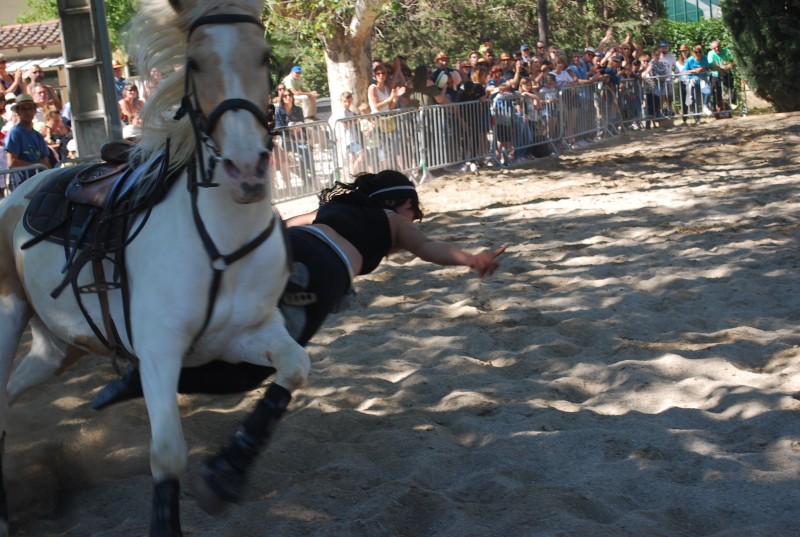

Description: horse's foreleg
[139,351,186,537]
[194,322,310,515]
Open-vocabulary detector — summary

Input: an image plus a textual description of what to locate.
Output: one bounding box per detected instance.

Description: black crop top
[313,202,393,275]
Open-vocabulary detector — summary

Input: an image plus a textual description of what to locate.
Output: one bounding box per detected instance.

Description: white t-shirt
[661,52,677,74]
[553,69,574,90]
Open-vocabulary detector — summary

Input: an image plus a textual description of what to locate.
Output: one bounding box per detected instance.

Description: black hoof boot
[91,363,143,410]
[193,383,291,515]
[192,428,259,515]
[150,479,182,537]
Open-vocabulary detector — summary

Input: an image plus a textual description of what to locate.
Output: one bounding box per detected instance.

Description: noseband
[174,13,273,188]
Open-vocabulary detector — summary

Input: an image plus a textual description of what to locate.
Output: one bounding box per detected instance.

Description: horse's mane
[126,0,262,192]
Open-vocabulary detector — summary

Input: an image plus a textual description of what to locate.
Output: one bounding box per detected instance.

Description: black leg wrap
[150,479,182,537]
[193,383,291,515]
[91,363,143,410]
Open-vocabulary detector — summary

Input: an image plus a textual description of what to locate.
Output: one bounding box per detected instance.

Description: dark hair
[319,171,424,220]
[412,65,431,92]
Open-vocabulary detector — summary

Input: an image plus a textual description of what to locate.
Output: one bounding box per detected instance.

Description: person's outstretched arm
[391,213,506,278]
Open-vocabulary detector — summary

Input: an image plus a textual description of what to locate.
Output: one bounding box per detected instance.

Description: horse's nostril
[223,159,242,179]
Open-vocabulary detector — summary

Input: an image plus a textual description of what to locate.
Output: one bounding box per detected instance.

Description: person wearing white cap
[5,93,52,189]
[282,65,318,120]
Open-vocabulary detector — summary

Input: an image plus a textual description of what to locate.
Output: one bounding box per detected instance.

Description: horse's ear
[168,0,184,13]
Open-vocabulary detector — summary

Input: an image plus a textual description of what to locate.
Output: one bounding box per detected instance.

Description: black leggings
[176,227,352,394]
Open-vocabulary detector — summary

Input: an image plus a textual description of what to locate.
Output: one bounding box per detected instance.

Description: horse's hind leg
[6,317,82,406]
[0,290,32,537]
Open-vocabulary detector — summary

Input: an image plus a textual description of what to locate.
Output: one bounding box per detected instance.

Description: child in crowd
[330,92,365,175]
[538,73,560,141]
[490,83,516,166]
[358,102,382,172]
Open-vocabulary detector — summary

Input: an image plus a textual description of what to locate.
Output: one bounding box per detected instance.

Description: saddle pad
[23,165,126,250]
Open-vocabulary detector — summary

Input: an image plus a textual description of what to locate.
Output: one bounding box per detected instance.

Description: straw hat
[10,93,34,111]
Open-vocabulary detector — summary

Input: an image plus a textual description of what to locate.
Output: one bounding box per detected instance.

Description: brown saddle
[64,141,135,207]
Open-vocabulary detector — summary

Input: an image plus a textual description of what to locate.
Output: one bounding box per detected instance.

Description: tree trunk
[324,27,374,116]
[323,0,387,117]
[537,0,548,46]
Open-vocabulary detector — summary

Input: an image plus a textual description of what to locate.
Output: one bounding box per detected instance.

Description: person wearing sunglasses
[0,53,26,97]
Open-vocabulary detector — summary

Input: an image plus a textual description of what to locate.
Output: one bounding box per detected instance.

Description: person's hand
[395,85,406,96]
[468,246,507,278]
[605,28,614,39]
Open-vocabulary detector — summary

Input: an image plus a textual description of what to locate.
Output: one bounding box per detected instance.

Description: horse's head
[174,0,273,203]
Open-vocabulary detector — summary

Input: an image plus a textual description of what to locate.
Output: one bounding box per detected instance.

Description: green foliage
[721,0,800,112]
[17,0,58,22]
[18,0,137,52]
[266,0,662,94]
[649,17,731,50]
[373,0,662,67]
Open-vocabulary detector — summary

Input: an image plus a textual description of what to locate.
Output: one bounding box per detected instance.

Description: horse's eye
[187,58,200,72]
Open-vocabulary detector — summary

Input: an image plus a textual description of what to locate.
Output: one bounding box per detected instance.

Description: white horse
[0,0,309,535]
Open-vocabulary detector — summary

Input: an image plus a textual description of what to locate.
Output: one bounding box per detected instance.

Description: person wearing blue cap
[520,44,535,64]
[282,64,319,120]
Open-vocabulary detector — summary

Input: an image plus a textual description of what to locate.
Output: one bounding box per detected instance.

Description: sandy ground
[6,112,800,536]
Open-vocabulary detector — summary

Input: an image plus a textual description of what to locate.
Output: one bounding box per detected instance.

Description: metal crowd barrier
[419,100,492,174]
[58,155,102,167]
[330,108,421,182]
[489,93,562,164]
[613,72,746,129]
[271,120,336,203]
[1,163,49,197]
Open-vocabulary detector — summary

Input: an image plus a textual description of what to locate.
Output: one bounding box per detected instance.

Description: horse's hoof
[191,453,246,516]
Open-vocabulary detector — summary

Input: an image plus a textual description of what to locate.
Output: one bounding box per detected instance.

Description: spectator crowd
[0,54,148,194]
[1,30,739,192]
[311,30,739,169]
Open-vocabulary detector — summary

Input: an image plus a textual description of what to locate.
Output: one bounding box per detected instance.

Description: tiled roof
[0,19,61,51]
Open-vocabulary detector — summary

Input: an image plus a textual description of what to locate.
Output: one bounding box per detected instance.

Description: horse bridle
[174,13,274,189]
[171,12,283,352]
